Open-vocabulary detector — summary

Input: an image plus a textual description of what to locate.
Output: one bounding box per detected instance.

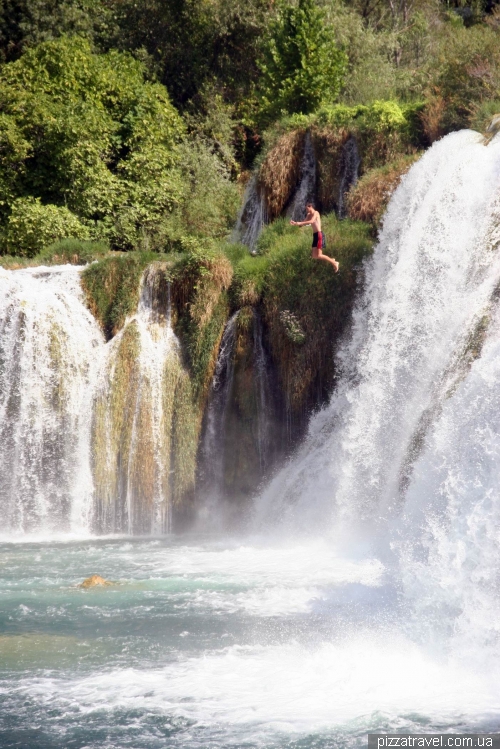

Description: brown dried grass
[259,130,306,220]
[186,255,233,331]
[420,96,446,144]
[346,154,421,227]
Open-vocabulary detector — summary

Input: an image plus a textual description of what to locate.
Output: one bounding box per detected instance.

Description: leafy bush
[3,197,89,256]
[0,35,244,253]
[175,140,240,239]
[0,36,185,250]
[314,101,424,140]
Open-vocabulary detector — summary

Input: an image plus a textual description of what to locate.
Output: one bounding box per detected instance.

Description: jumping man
[290,203,339,272]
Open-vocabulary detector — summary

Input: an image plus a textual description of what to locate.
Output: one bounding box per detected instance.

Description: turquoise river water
[1,536,500,749]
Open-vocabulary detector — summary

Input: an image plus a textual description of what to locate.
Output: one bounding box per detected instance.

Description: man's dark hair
[306,201,314,208]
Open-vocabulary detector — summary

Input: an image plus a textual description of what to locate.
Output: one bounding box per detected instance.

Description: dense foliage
[0,0,498,256]
[0,35,238,253]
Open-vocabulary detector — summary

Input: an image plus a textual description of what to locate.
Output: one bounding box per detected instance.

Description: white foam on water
[16,635,500,736]
[147,539,383,586]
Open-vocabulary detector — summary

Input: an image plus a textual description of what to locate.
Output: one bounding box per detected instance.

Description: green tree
[258,0,347,121]
[109,0,273,110]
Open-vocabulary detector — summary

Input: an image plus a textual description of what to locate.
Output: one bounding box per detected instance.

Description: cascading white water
[288,131,317,221]
[233,177,268,251]
[337,135,360,218]
[92,266,190,535]
[396,297,500,649]
[256,130,500,547]
[0,266,105,536]
[0,263,191,538]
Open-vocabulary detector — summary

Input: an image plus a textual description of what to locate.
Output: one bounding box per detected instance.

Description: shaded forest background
[0,0,499,256]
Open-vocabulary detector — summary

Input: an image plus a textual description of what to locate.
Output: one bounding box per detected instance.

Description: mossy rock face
[197,306,282,515]
[92,321,141,533]
[82,224,373,521]
[255,103,423,225]
[83,249,233,531]
[256,214,373,438]
[221,308,261,503]
[92,311,200,534]
[171,249,233,406]
[81,253,163,339]
[221,308,268,503]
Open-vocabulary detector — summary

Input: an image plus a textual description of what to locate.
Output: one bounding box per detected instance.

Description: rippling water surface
[1,537,499,749]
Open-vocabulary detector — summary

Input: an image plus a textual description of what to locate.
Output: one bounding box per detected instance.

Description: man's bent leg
[316,250,339,270]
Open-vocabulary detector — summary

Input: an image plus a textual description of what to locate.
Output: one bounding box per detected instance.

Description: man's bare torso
[308,209,321,233]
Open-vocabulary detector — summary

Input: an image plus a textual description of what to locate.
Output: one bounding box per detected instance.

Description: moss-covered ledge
[81,252,178,339]
[226,213,374,438]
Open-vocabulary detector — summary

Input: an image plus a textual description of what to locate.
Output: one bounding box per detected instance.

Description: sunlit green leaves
[0,35,187,250]
[3,196,89,256]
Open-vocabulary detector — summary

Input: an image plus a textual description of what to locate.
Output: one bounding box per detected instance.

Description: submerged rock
[79,575,113,588]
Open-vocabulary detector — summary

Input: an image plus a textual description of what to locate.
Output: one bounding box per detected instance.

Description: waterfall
[337,136,360,218]
[198,312,239,500]
[256,130,500,542]
[253,312,273,473]
[395,298,500,647]
[233,177,268,252]
[92,265,192,535]
[0,266,105,535]
[0,263,196,538]
[288,132,317,221]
